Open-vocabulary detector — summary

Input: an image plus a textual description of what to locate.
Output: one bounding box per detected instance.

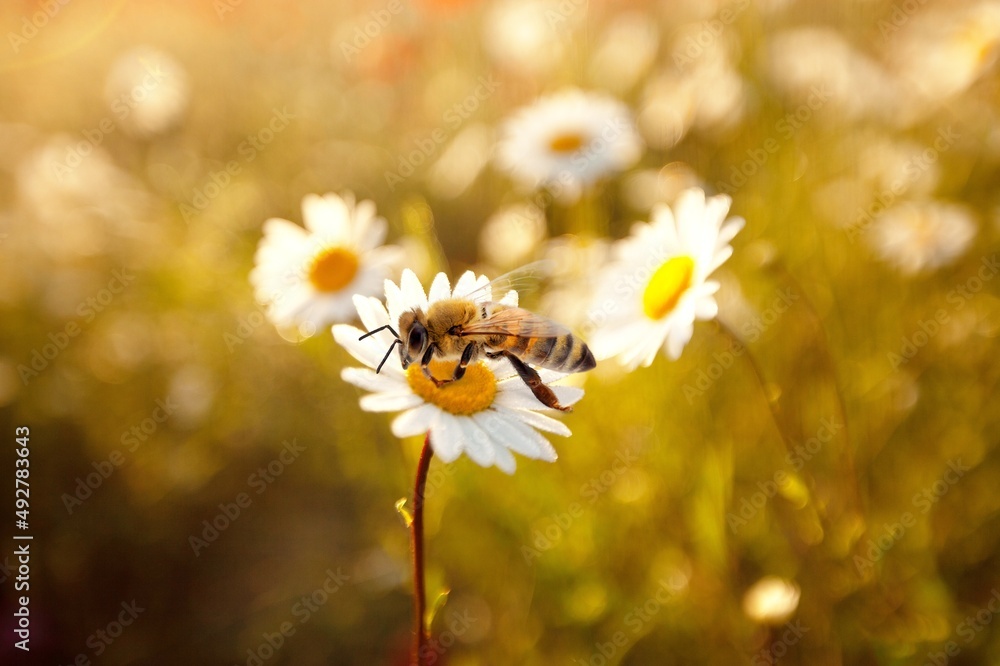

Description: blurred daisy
[250,192,402,335]
[104,46,189,138]
[495,89,643,204]
[587,188,744,369]
[482,0,571,75]
[478,202,548,269]
[588,12,659,94]
[742,576,801,625]
[869,201,977,275]
[888,2,1000,113]
[18,135,152,261]
[640,31,747,149]
[332,270,582,474]
[764,27,898,125]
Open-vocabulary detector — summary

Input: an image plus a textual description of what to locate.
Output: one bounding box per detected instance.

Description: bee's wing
[461,260,554,303]
[459,307,570,338]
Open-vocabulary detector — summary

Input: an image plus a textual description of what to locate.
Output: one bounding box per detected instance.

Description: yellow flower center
[406,360,496,416]
[548,132,585,154]
[642,255,696,320]
[307,247,359,293]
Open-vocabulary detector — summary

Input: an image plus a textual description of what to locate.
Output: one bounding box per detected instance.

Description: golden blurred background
[1,0,1000,664]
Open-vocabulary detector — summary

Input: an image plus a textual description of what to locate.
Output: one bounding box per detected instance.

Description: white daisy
[586,187,744,369]
[869,200,977,275]
[250,192,402,335]
[332,270,583,474]
[494,89,643,204]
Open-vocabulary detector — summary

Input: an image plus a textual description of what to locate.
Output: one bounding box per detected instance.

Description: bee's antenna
[359,325,399,341]
[358,325,402,374]
[375,339,402,374]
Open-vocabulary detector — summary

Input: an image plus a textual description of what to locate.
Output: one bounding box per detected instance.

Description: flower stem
[411,434,433,665]
[715,319,792,458]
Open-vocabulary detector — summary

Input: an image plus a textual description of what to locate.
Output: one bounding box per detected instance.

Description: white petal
[493,446,517,474]
[692,294,719,320]
[303,193,349,242]
[470,411,518,473]
[385,279,407,325]
[400,269,428,310]
[362,391,424,413]
[491,440,517,474]
[706,245,734,274]
[664,319,695,360]
[366,244,405,270]
[459,417,495,467]
[552,385,584,408]
[341,367,403,393]
[494,415,558,462]
[499,290,518,306]
[495,405,570,436]
[717,216,745,248]
[390,403,439,437]
[352,294,391,334]
[333,325,403,374]
[493,386,551,410]
[428,272,452,303]
[452,271,480,298]
[333,324,377,366]
[429,412,464,463]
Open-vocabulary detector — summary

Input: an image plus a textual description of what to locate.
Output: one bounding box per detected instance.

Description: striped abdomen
[488,332,596,374]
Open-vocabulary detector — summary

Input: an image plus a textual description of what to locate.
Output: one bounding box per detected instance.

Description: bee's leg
[450,344,477,382]
[500,351,572,412]
[421,344,446,387]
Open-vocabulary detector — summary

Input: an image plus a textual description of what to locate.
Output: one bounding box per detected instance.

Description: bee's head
[397,309,428,369]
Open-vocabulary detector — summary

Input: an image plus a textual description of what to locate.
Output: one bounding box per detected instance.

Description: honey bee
[360,265,595,411]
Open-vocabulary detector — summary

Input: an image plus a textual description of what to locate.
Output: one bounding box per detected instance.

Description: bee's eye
[408,326,427,355]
